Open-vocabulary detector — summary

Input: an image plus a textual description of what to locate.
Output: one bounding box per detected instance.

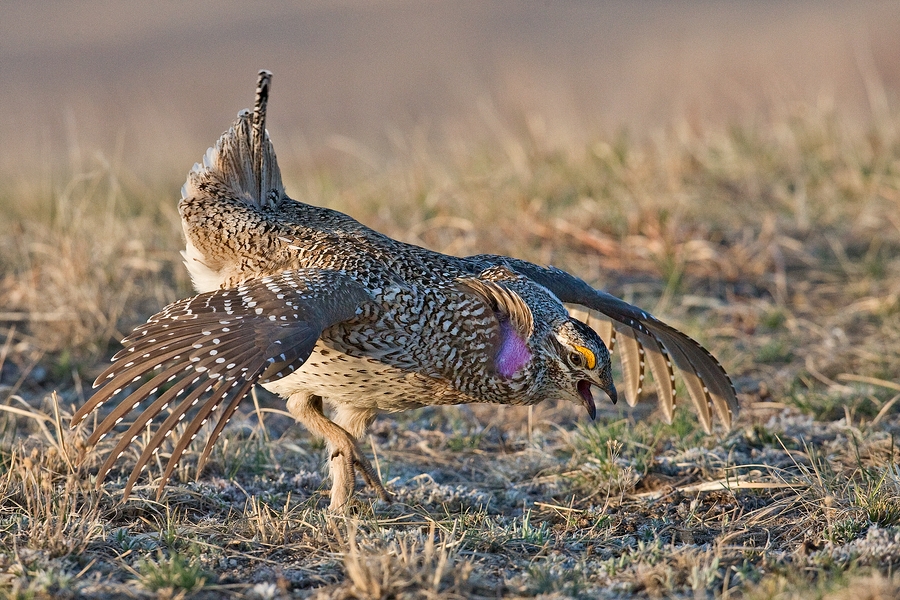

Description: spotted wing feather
[616,327,645,407]
[475,256,738,431]
[72,269,372,498]
[635,330,676,423]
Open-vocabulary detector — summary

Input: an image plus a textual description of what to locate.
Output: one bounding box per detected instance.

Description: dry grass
[2,102,900,598]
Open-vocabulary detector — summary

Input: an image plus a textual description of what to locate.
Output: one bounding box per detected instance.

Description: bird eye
[568,351,584,368]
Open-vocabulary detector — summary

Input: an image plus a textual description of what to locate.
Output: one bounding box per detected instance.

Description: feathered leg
[285,393,389,510]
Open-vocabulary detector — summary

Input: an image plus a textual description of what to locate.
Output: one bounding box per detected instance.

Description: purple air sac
[496,320,532,378]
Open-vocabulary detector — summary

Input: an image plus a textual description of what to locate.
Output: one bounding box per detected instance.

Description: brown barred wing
[472,256,738,433]
[72,269,372,498]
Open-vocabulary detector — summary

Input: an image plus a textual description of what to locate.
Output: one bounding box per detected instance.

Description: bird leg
[286,392,389,510]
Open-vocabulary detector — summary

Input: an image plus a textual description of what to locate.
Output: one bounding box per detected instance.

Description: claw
[327,437,391,511]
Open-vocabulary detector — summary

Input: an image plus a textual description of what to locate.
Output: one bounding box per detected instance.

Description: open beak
[603,380,618,406]
[577,379,618,420]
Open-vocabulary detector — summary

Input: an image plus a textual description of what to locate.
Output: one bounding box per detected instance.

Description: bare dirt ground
[2,2,900,598]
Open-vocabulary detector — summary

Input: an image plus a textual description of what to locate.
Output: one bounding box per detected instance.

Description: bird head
[547,318,617,419]
[456,269,616,417]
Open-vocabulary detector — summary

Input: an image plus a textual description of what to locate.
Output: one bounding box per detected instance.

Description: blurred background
[3,0,900,181]
[5,4,900,595]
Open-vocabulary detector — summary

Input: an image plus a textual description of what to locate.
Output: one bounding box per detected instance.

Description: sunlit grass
[1,103,900,597]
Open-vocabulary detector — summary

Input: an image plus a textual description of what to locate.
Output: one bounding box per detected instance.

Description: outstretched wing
[469,255,738,432]
[72,268,372,498]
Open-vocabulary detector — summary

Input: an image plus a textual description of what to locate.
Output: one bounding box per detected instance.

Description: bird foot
[327,436,391,511]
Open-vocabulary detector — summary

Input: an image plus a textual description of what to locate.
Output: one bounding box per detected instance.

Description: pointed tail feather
[182,70,284,210]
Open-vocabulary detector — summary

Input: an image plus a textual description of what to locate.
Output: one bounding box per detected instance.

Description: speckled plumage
[73,72,738,510]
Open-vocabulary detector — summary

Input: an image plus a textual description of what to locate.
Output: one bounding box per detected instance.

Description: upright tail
[181,70,285,209]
